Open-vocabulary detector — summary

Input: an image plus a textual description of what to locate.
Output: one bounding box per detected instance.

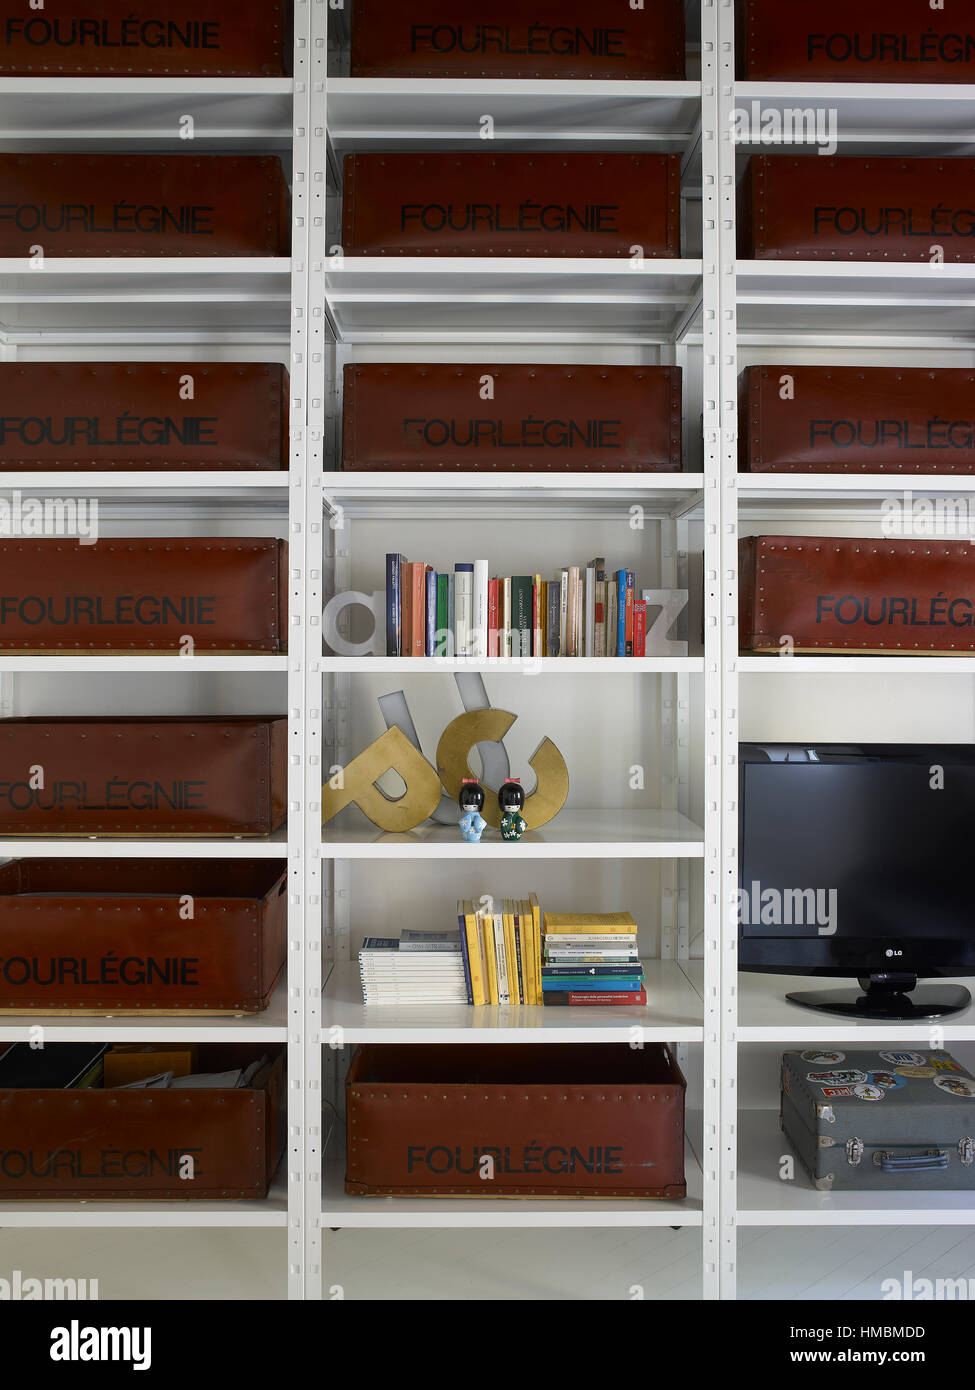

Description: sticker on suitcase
[934,1075,975,1098]
[801,1050,845,1064]
[879,1051,928,1065]
[819,1085,854,1097]
[853,1083,886,1101]
[806,1069,867,1085]
[866,1072,905,1091]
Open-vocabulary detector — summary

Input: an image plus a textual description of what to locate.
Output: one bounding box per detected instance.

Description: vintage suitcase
[341,153,680,258]
[345,1042,686,1198]
[0,537,287,653]
[0,1,292,77]
[739,535,975,654]
[0,154,290,257]
[738,0,975,84]
[738,155,975,263]
[342,363,683,472]
[0,859,287,1013]
[781,1049,975,1192]
[0,363,288,472]
[739,365,975,475]
[0,1043,285,1199]
[350,0,684,80]
[0,716,287,836]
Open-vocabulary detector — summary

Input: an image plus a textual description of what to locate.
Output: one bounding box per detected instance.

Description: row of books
[386,554,659,658]
[357,905,645,1008]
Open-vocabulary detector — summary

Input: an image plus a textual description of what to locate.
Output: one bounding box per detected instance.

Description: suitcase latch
[960,1138,975,1167]
[846,1137,864,1167]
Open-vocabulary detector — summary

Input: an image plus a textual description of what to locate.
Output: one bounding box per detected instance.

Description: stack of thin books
[358,930,468,1005]
[541,912,646,1006]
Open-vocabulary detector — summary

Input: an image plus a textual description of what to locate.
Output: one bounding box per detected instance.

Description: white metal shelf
[323,257,703,343]
[0,78,294,150]
[321,959,703,1043]
[0,258,292,340]
[739,655,975,673]
[0,828,289,859]
[324,656,703,674]
[323,471,704,518]
[322,809,705,859]
[0,1170,288,1229]
[0,655,288,672]
[737,972,975,1042]
[738,1110,975,1226]
[0,472,289,501]
[0,975,289,1043]
[327,78,702,152]
[321,1126,704,1228]
[736,261,975,340]
[736,81,975,156]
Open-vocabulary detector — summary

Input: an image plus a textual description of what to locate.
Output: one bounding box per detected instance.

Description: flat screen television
[738,743,975,1019]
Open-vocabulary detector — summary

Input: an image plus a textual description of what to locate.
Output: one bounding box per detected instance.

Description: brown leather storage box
[342,363,683,472]
[0,717,287,835]
[350,0,684,80]
[739,155,975,263]
[0,1045,285,1200]
[345,1043,686,1198]
[342,153,680,258]
[0,363,288,472]
[740,535,975,654]
[737,0,975,83]
[0,859,287,1013]
[0,154,290,257]
[0,2,292,77]
[740,366,975,474]
[0,538,287,653]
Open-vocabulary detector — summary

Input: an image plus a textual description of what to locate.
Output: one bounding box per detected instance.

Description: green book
[435,573,449,657]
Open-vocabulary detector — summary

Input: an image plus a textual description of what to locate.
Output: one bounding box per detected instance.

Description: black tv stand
[786,971,971,1021]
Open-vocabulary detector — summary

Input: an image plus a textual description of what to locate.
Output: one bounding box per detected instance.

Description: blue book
[626,570,635,657]
[542,964,642,978]
[385,554,404,657]
[616,568,626,657]
[542,977,644,992]
[456,914,474,1005]
[425,568,437,657]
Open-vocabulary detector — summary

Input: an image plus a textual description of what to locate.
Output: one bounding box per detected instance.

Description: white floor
[4,1225,975,1299]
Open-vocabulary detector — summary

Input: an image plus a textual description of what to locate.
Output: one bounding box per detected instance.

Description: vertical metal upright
[700,0,739,1300]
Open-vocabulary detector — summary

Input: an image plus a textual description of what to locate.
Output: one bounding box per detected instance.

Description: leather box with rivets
[350,0,684,80]
[737,0,975,83]
[0,1044,286,1199]
[0,153,290,257]
[345,1042,686,1198]
[739,365,975,474]
[738,155,975,263]
[781,1049,975,1192]
[0,716,287,835]
[740,535,975,654]
[0,1,292,77]
[0,363,288,472]
[0,859,287,1013]
[341,152,681,258]
[0,537,287,653]
[342,363,682,472]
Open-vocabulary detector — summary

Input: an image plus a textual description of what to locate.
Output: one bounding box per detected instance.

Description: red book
[543,988,648,1007]
[633,599,646,657]
[400,561,412,657]
[411,565,427,656]
[487,578,499,657]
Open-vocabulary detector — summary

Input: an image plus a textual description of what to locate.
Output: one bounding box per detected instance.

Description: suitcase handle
[874,1151,948,1173]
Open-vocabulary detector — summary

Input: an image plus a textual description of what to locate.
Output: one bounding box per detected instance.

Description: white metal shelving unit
[7,0,972,1302]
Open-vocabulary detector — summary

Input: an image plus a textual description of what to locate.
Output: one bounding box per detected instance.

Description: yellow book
[534,572,543,656]
[543,911,637,935]
[462,898,486,1006]
[529,892,543,1003]
[480,907,498,1005]
[519,897,536,1007]
[502,898,520,1004]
